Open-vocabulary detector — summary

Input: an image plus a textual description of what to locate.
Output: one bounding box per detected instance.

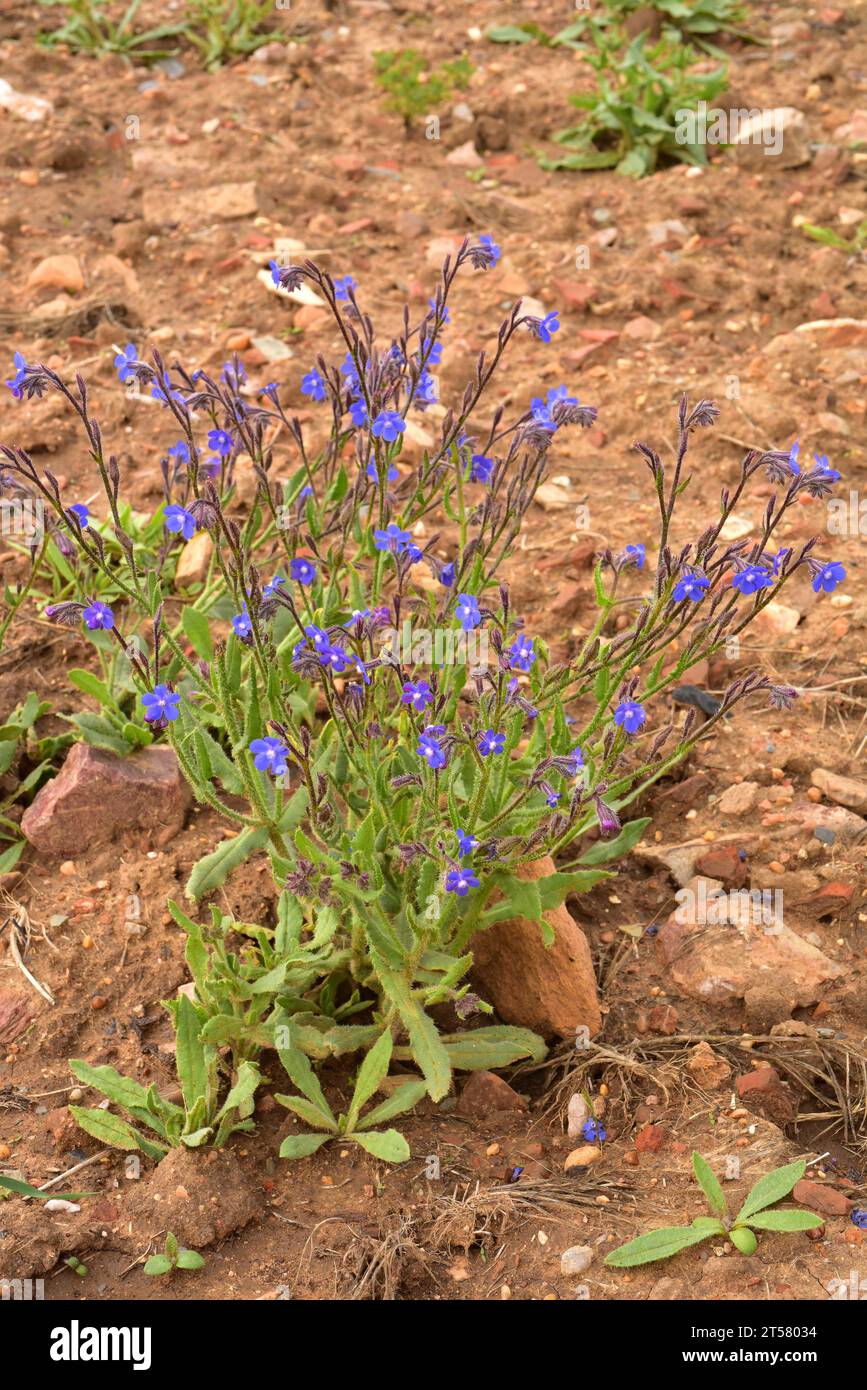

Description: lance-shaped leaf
[577,817,651,866]
[740,1209,823,1233]
[185,825,270,901]
[734,1160,806,1225]
[439,1025,547,1071]
[277,1045,337,1128]
[604,1223,718,1268]
[346,1029,393,1132]
[355,1079,428,1131]
[279,1132,331,1161]
[69,1107,167,1159]
[373,952,451,1102]
[352,1129,410,1163]
[692,1151,727,1219]
[175,994,209,1114]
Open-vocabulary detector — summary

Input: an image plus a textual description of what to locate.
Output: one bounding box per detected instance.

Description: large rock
[731,107,811,169]
[21,743,190,854]
[657,901,843,1008]
[470,857,601,1039]
[143,182,258,228]
[810,768,867,814]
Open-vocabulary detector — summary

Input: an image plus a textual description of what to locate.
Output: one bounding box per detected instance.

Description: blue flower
[151,370,184,406]
[262,574,285,598]
[440,562,455,589]
[164,503,197,541]
[613,700,646,735]
[221,360,247,389]
[445,867,480,896]
[412,371,438,406]
[250,736,289,776]
[208,428,234,457]
[564,745,584,775]
[673,573,710,603]
[547,384,577,408]
[812,452,841,482]
[269,259,283,286]
[290,557,317,585]
[141,684,180,723]
[732,565,773,596]
[430,297,449,323]
[401,679,433,712]
[371,410,406,443]
[231,606,253,638]
[417,729,446,770]
[419,337,443,366]
[456,826,478,856]
[624,543,645,570]
[478,729,505,757]
[167,441,190,464]
[69,503,90,527]
[114,343,138,383]
[334,274,357,301]
[532,311,560,344]
[301,369,326,402]
[581,1118,606,1143]
[405,543,423,564]
[506,634,536,672]
[530,396,557,431]
[479,234,501,264]
[812,561,845,594]
[349,397,368,427]
[340,353,361,391]
[851,1209,867,1230]
[305,624,330,652]
[322,644,351,674]
[6,351,28,397]
[469,454,494,485]
[455,593,481,630]
[366,458,399,484]
[771,547,791,576]
[545,790,561,808]
[787,439,801,475]
[82,600,114,630]
[374,522,411,553]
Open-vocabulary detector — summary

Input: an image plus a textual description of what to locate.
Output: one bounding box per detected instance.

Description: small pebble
[60,860,76,876]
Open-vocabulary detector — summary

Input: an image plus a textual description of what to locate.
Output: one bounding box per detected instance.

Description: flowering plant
[1,238,844,1159]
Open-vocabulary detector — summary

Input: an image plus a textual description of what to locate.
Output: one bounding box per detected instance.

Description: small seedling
[64,1256,88,1277]
[277,1030,424,1163]
[605,1154,822,1266]
[800,219,867,257]
[144,1232,205,1277]
[373,48,473,129]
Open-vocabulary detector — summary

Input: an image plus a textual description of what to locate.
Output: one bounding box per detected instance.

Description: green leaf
[185,825,270,901]
[277,1045,336,1125]
[735,1160,805,1225]
[0,1174,95,1201]
[486,23,537,43]
[275,1094,338,1131]
[69,1060,153,1116]
[439,1025,546,1071]
[69,1107,167,1158]
[373,955,452,1102]
[64,712,129,757]
[352,1129,410,1163]
[68,668,115,708]
[537,868,611,910]
[0,841,25,874]
[347,1030,392,1131]
[175,994,208,1113]
[182,606,214,660]
[355,1079,428,1130]
[179,1127,213,1148]
[216,1061,261,1123]
[604,1223,714,1267]
[577,817,651,865]
[742,1209,823,1232]
[279,1132,331,1160]
[176,1248,205,1270]
[692,1152,727,1219]
[143,1254,173,1276]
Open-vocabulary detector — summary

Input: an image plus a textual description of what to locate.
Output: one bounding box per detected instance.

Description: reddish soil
[0,0,865,1302]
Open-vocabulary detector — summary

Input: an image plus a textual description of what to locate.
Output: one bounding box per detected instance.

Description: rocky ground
[0,0,866,1302]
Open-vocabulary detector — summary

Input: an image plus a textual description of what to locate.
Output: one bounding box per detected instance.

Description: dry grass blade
[2,899,54,1005]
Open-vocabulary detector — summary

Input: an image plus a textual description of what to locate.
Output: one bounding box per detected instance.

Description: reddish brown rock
[21,743,191,854]
[686,1041,731,1090]
[695,844,748,886]
[792,1179,853,1217]
[735,1067,796,1124]
[635,1123,665,1154]
[470,856,601,1039]
[648,1004,679,1035]
[0,989,36,1045]
[457,1070,528,1118]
